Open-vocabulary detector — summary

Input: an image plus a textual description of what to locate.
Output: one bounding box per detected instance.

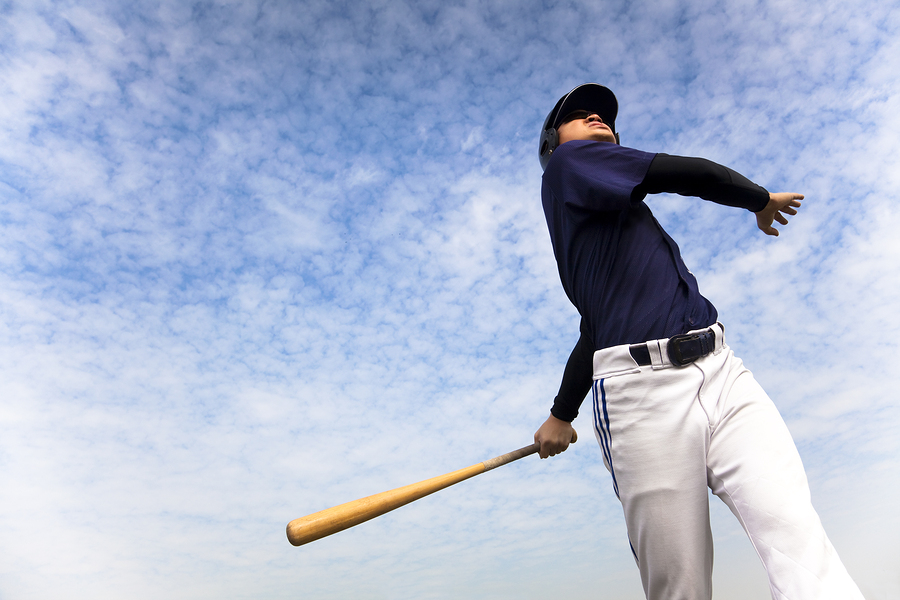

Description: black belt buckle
[667,329,715,367]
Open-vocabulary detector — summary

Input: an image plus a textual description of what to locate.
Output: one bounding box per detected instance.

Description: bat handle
[483,430,577,472]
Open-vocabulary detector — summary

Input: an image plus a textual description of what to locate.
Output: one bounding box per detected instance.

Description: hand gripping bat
[286,431,577,546]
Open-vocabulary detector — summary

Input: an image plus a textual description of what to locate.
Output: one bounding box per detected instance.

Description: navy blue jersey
[541,140,718,351]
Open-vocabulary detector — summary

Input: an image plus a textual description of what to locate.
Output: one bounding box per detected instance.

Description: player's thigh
[598,369,713,528]
[706,371,812,534]
[599,369,716,599]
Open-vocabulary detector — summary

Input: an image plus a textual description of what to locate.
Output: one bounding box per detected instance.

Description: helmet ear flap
[615,131,620,145]
[539,127,559,170]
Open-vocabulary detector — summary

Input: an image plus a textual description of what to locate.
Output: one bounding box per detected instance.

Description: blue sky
[1,0,898,598]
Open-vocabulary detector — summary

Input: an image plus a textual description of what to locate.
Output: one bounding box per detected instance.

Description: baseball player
[532,83,864,600]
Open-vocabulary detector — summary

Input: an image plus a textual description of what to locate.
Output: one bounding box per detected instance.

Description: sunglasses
[558,109,600,125]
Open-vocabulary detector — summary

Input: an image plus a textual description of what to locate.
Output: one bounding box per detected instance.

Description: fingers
[536,435,572,458]
[534,430,577,458]
[770,192,804,207]
[537,439,566,458]
[777,197,800,226]
[757,214,777,236]
[775,203,799,225]
[775,192,804,201]
[759,193,804,236]
[757,216,780,236]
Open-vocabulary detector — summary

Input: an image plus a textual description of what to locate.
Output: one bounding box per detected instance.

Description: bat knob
[571,430,578,443]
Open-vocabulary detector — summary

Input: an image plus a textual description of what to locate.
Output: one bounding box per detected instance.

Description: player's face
[556,110,617,145]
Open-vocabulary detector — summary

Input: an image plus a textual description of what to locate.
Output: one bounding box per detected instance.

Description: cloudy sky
[1,0,898,598]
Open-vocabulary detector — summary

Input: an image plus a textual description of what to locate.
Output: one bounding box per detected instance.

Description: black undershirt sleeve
[550,318,595,422]
[548,153,769,422]
[633,153,770,211]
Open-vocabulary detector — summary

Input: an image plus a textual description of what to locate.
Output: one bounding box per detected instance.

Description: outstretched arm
[635,153,770,211]
[636,154,804,236]
[756,193,803,236]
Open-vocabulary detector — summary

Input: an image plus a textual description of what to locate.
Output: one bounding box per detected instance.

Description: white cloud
[1,0,898,598]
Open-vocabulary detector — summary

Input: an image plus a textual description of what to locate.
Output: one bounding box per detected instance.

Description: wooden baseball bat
[286,431,577,546]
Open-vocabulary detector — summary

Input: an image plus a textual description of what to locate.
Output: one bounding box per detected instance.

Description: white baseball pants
[591,324,864,600]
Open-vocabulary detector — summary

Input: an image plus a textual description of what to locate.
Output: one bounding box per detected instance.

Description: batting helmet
[538,83,619,171]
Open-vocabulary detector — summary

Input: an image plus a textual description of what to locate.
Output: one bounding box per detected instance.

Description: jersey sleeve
[543,140,657,213]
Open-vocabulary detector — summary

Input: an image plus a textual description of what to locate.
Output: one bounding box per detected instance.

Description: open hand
[756,193,803,236]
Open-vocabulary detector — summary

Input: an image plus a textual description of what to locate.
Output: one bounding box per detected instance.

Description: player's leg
[703,350,864,600]
[593,360,715,600]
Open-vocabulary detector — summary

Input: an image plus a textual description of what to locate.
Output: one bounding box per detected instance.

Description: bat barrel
[287,462,485,546]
